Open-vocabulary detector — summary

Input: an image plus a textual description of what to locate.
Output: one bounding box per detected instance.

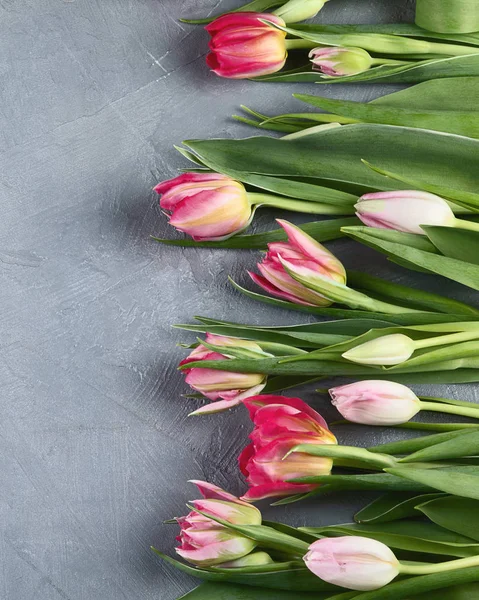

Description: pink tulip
[239,395,337,501]
[176,480,261,567]
[180,334,267,415]
[249,219,346,306]
[355,190,456,234]
[154,173,252,241]
[205,13,288,79]
[330,380,421,425]
[304,536,400,591]
[309,47,373,76]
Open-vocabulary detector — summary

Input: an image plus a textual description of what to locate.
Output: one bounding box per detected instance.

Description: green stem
[287,444,398,470]
[247,192,352,215]
[424,41,479,57]
[414,330,479,350]
[370,58,411,66]
[455,217,479,233]
[420,400,479,420]
[285,38,318,50]
[400,555,479,576]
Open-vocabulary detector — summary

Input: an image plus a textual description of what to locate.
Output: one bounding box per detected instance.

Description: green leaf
[343,227,479,290]
[417,497,479,541]
[184,124,479,200]
[423,227,479,265]
[152,217,356,249]
[385,466,479,500]
[283,472,431,492]
[180,0,281,24]
[400,431,479,463]
[369,429,479,456]
[415,0,479,36]
[354,492,446,524]
[177,582,333,600]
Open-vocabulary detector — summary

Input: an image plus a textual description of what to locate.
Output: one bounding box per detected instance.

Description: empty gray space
[1,0,477,598]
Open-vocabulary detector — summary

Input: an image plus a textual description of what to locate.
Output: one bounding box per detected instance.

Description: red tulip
[154,173,252,241]
[239,395,337,501]
[250,219,346,306]
[176,480,261,567]
[205,13,287,79]
[180,334,267,415]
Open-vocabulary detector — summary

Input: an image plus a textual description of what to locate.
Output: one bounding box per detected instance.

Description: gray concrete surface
[1,0,477,598]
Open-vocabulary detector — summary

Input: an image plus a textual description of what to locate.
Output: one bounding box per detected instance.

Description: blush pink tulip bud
[205,13,287,79]
[239,395,337,501]
[154,173,252,241]
[304,536,400,591]
[330,380,421,425]
[342,334,416,366]
[250,219,346,307]
[180,334,267,415]
[309,47,373,77]
[175,480,261,567]
[355,190,457,234]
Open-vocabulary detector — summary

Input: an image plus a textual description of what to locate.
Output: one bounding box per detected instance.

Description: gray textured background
[2,1,477,599]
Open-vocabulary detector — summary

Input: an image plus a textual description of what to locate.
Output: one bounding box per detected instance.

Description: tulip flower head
[250,219,346,306]
[310,47,373,77]
[154,173,252,241]
[355,190,457,234]
[239,395,337,501]
[176,480,261,567]
[206,13,288,79]
[273,0,329,23]
[330,380,421,425]
[304,536,400,590]
[180,334,268,415]
[342,334,416,366]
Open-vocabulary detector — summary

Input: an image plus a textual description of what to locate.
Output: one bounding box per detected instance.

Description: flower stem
[285,39,319,51]
[455,218,479,233]
[400,555,479,576]
[419,400,479,420]
[247,192,352,215]
[414,331,479,350]
[370,58,411,66]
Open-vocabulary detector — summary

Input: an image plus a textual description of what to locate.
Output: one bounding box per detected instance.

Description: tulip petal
[188,383,266,416]
[189,481,242,503]
[243,394,330,430]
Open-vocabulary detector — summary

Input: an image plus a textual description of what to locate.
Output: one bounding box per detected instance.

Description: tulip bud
[304,536,400,591]
[309,47,373,77]
[154,173,252,241]
[342,334,416,366]
[355,191,457,235]
[273,0,329,23]
[175,480,261,567]
[180,334,267,414]
[330,380,421,425]
[250,219,346,307]
[205,13,287,79]
[218,551,274,568]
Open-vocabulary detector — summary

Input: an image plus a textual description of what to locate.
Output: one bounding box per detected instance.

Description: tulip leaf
[417,497,479,541]
[285,473,431,493]
[369,429,479,456]
[184,124,479,200]
[340,568,479,600]
[255,54,479,84]
[399,431,479,463]
[304,520,479,557]
[178,582,333,600]
[423,227,479,265]
[385,466,479,500]
[354,492,446,524]
[343,227,479,290]
[180,0,281,24]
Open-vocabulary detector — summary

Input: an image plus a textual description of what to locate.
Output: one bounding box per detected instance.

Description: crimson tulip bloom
[239,395,337,501]
[250,219,346,306]
[154,173,252,241]
[176,480,261,567]
[180,334,267,415]
[205,13,287,79]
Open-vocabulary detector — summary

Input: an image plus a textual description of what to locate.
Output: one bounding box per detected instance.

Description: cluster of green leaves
[234,78,479,138]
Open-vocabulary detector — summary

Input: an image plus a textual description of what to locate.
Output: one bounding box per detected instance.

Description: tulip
[239,395,337,501]
[273,0,329,23]
[330,380,421,425]
[304,536,400,591]
[342,334,416,366]
[175,480,261,567]
[180,334,268,415]
[219,551,274,568]
[205,13,288,79]
[249,219,346,307]
[310,47,374,77]
[154,173,252,242]
[355,191,457,235]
